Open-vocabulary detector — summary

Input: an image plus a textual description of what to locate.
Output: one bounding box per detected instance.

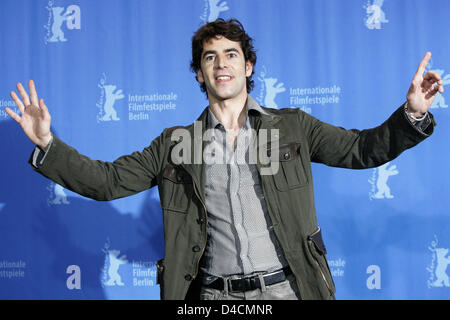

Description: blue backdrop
[0,0,449,300]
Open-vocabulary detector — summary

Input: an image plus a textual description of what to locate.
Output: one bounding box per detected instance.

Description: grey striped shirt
[199,96,288,282]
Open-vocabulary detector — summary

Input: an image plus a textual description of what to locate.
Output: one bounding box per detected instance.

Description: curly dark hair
[190,18,257,95]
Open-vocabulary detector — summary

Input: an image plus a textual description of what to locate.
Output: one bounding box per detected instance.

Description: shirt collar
[206,95,268,129]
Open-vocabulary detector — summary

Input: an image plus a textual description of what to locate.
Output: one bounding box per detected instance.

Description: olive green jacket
[31,101,435,300]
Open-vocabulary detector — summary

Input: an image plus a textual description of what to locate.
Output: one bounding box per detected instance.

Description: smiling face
[196,36,253,103]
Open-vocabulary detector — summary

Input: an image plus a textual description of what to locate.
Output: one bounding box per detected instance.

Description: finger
[430,86,439,97]
[29,80,39,107]
[10,91,25,113]
[4,107,22,123]
[421,78,436,91]
[414,52,432,79]
[424,70,442,83]
[425,85,440,100]
[39,98,50,118]
[433,82,444,94]
[423,77,445,94]
[16,82,31,106]
[434,83,445,94]
[422,81,439,93]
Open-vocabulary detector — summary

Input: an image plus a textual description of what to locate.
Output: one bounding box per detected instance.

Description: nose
[214,54,227,69]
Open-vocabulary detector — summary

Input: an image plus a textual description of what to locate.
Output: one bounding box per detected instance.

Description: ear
[245,60,253,78]
[196,69,205,84]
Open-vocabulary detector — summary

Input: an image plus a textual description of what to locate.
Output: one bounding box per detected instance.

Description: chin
[210,89,245,102]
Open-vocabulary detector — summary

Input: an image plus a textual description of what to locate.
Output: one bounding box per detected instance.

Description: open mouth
[215,75,233,82]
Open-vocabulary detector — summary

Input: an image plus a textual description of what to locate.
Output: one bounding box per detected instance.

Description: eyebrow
[202,48,240,59]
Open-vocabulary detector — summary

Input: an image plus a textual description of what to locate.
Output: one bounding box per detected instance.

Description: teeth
[216,76,231,80]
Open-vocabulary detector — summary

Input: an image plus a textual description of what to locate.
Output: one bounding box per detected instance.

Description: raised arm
[304,52,441,169]
[6,80,163,201]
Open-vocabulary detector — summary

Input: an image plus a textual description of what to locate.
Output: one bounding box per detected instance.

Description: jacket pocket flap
[163,164,192,184]
[276,142,301,162]
[308,227,327,255]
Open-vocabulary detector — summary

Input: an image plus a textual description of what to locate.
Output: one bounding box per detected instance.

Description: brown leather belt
[203,267,292,292]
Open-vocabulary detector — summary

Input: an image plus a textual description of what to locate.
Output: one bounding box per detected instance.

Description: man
[5,19,444,300]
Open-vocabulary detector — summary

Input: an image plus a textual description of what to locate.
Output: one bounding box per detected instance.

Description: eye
[204,55,215,62]
[228,52,237,58]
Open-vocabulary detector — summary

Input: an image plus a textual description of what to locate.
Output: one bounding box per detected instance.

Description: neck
[208,93,248,130]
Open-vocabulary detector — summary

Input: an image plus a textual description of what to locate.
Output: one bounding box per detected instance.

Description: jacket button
[196,218,205,224]
[192,245,201,252]
[184,274,193,281]
[283,152,290,160]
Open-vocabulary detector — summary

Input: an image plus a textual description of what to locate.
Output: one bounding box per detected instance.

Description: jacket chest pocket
[272,142,308,191]
[160,164,193,213]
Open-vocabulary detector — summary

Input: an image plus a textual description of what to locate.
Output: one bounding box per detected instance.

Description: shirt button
[192,245,201,252]
[185,274,193,281]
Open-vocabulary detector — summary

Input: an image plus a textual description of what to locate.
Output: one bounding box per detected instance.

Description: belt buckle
[227,278,244,292]
[228,275,258,292]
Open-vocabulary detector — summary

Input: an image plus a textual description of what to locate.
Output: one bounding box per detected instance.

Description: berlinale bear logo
[364,0,389,30]
[97,73,125,122]
[200,0,229,23]
[427,236,450,288]
[44,1,81,44]
[101,240,128,287]
[257,66,286,109]
[368,162,399,200]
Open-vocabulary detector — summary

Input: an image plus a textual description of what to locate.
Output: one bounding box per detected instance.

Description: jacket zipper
[308,227,332,294]
[192,180,208,279]
[313,254,332,293]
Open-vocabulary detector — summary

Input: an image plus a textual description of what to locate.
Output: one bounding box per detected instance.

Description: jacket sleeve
[300,103,436,169]
[29,134,164,201]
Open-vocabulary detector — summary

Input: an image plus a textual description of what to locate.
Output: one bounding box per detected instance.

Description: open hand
[406,52,444,116]
[6,80,52,150]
